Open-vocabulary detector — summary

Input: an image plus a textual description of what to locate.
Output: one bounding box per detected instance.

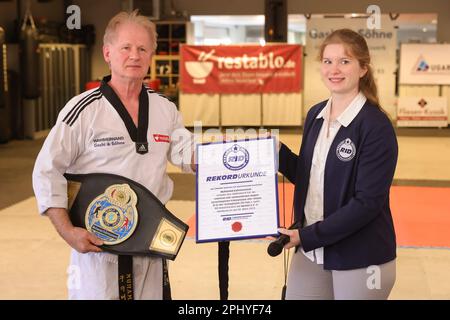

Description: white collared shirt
[301,92,367,264]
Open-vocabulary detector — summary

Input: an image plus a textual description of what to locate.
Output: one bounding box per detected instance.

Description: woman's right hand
[277,227,301,249]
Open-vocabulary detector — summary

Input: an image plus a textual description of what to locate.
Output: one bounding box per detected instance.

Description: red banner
[180,44,302,94]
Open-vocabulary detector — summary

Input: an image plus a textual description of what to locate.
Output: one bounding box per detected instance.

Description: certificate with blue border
[196,137,279,243]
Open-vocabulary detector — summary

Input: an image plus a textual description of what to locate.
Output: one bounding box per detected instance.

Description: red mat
[390,186,450,247]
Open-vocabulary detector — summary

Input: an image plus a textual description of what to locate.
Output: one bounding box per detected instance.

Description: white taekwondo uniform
[32,75,194,299]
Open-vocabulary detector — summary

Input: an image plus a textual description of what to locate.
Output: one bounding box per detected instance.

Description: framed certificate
[196,137,279,242]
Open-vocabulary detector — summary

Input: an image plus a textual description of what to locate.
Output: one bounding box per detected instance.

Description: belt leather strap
[118,255,134,300]
[117,256,172,300]
[162,259,172,300]
[218,241,230,300]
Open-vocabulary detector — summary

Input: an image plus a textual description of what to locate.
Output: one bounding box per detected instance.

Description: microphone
[267,221,300,257]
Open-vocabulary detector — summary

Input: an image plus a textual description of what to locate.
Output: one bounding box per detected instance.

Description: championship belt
[64,173,188,261]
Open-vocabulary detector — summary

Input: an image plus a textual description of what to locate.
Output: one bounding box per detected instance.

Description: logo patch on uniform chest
[153,134,170,143]
[93,136,126,148]
[336,138,356,162]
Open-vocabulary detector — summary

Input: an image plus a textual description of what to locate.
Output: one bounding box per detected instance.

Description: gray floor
[0,139,44,210]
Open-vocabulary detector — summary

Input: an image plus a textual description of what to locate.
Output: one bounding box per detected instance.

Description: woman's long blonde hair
[318,28,380,108]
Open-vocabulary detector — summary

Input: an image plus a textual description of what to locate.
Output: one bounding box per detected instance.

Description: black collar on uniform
[100,75,149,154]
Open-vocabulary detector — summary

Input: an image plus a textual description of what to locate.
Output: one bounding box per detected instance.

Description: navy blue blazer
[279,99,398,270]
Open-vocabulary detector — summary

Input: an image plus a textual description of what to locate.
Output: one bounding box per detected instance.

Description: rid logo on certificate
[196,137,279,242]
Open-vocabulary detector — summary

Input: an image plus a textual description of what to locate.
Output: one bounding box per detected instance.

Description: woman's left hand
[277,228,301,249]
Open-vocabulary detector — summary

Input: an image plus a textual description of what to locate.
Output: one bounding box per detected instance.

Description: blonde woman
[278,29,398,300]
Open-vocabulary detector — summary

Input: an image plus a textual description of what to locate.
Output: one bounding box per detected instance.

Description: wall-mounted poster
[180,44,302,94]
[399,44,450,85]
[397,96,448,127]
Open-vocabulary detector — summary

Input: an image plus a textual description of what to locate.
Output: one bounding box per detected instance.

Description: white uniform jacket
[32,75,194,299]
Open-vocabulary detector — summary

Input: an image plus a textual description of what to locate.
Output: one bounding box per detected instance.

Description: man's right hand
[64,226,104,253]
[46,207,103,253]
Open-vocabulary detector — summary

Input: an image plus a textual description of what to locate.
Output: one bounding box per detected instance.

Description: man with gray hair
[32,10,195,299]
